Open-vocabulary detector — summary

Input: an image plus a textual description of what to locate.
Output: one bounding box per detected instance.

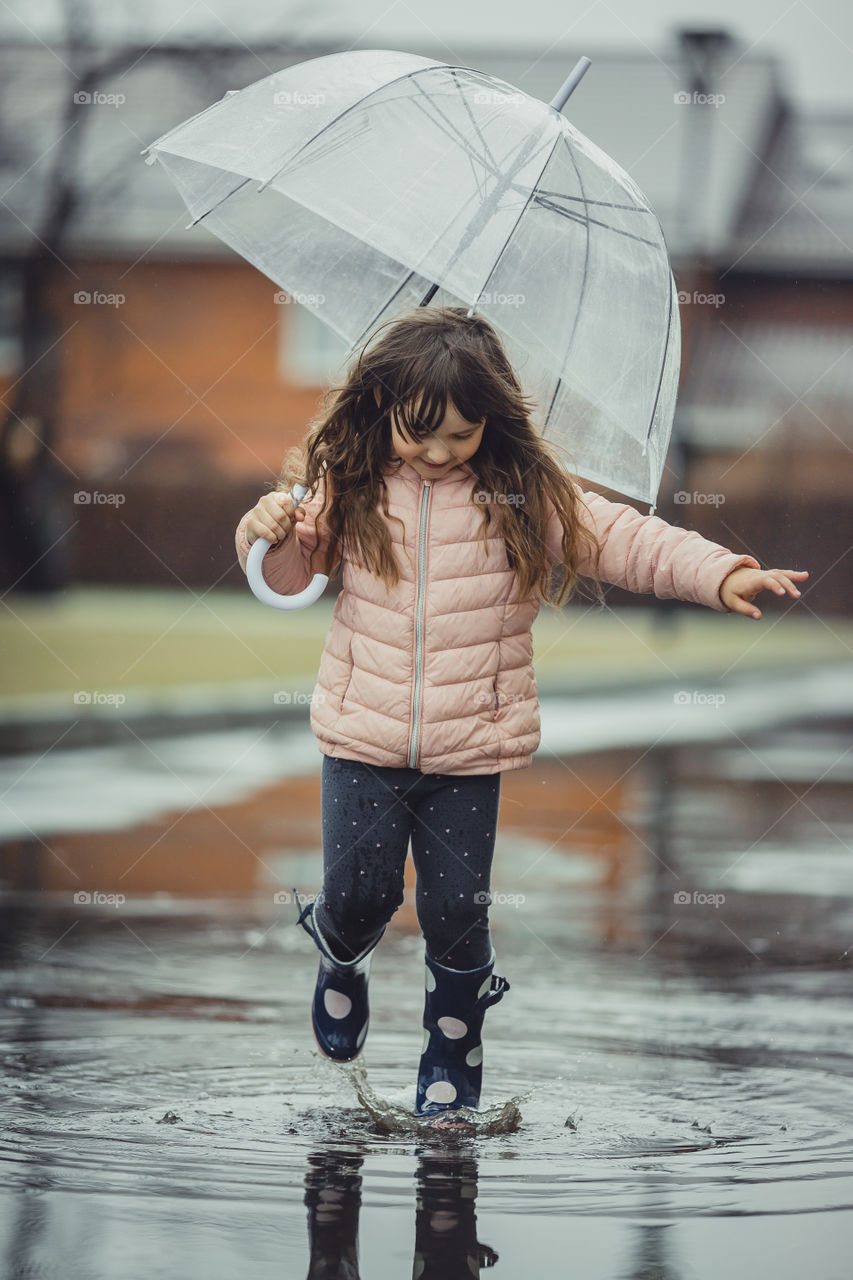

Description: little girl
[234,306,807,1128]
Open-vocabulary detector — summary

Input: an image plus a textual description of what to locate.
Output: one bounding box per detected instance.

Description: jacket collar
[384,457,471,487]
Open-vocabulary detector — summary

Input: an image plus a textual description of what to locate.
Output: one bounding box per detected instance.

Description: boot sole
[416,1110,476,1133]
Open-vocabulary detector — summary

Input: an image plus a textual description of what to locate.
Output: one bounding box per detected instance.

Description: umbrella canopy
[144,48,680,508]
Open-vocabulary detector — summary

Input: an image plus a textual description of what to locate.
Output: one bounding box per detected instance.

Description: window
[277,296,350,387]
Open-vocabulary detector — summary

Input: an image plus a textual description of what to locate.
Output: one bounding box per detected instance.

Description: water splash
[337,1057,527,1136]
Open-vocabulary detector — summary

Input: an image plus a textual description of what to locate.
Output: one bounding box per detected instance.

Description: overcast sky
[2,0,851,111]
[334,0,853,111]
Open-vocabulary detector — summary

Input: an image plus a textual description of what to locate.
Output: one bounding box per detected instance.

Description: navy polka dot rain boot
[294,887,385,1063]
[415,946,510,1125]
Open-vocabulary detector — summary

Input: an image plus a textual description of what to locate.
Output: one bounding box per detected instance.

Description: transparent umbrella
[143,48,680,604]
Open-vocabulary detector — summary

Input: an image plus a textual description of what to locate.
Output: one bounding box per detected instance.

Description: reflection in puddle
[1,712,853,1276]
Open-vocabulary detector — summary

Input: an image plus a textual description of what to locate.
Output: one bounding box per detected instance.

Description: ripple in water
[3,1009,853,1218]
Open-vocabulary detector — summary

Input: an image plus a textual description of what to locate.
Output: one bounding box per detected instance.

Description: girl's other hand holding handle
[245,491,306,548]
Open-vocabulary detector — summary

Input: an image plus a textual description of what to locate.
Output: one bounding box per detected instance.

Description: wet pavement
[1,696,852,1278]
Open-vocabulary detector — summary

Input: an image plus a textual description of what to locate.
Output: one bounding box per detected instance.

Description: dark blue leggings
[312,755,501,970]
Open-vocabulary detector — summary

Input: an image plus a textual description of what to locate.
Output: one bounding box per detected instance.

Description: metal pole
[419,56,592,307]
[549,56,592,111]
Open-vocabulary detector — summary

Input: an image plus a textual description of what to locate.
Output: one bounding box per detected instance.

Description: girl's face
[387,393,486,479]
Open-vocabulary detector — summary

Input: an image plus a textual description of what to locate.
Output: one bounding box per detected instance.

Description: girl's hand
[719,567,809,620]
[245,490,306,548]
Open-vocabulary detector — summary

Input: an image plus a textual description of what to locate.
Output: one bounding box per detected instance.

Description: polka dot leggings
[312,754,501,970]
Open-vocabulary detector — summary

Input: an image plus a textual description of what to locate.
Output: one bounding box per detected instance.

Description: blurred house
[674,107,853,613]
[0,28,850,608]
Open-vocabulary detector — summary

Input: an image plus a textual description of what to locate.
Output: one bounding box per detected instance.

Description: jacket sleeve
[234,476,340,596]
[545,482,761,613]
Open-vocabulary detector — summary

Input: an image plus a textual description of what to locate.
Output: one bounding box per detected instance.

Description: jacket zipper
[408,479,432,768]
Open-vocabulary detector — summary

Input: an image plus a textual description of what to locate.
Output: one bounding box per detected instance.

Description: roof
[0,35,806,266]
[729,110,853,274]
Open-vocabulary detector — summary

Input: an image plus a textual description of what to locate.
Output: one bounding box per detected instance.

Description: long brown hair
[276,306,604,611]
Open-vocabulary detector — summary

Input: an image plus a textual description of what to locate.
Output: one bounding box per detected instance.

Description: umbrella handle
[245,482,329,611]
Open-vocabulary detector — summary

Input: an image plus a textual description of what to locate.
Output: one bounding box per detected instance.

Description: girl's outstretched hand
[719,567,809,620]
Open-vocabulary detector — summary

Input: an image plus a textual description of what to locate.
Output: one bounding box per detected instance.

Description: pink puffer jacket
[235,458,760,775]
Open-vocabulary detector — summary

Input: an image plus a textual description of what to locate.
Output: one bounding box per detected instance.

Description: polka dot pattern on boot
[425,1080,457,1104]
[437,1015,467,1039]
[324,989,352,1019]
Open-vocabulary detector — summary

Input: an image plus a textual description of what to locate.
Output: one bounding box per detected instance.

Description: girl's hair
[276,306,604,611]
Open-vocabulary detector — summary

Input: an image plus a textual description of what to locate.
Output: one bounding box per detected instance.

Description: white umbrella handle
[245,482,329,610]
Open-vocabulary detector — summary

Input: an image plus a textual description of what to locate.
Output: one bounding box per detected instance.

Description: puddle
[1,710,852,1276]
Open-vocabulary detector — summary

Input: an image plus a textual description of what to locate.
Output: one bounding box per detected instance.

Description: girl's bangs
[395,373,449,441]
[395,367,486,440]
[384,326,492,440]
